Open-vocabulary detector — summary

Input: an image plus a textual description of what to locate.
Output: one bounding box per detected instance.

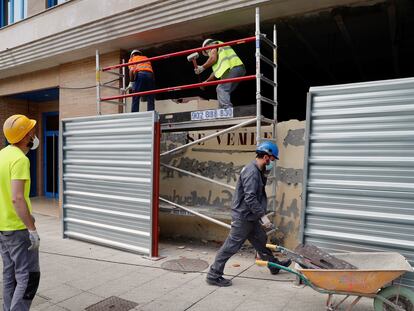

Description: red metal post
[101,75,255,102]
[102,36,256,71]
[151,121,160,258]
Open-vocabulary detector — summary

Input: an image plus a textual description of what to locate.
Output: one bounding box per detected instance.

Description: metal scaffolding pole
[272,24,278,213]
[96,50,101,115]
[273,24,278,142]
[121,59,126,113]
[103,37,256,71]
[160,198,231,229]
[255,7,261,146]
[101,75,255,102]
[161,163,236,190]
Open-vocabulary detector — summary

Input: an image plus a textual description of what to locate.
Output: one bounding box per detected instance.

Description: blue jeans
[132,71,155,112]
[0,230,40,311]
[216,65,246,108]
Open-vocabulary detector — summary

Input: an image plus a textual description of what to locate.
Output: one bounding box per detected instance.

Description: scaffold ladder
[95,7,279,231]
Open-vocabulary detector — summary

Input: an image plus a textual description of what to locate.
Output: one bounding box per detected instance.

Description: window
[47,0,66,8]
[0,0,27,27]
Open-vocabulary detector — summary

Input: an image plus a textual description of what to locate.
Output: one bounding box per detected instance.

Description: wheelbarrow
[256,244,414,311]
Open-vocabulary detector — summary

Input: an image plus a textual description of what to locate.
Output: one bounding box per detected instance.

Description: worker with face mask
[0,114,41,310]
[206,141,291,287]
[194,38,246,109]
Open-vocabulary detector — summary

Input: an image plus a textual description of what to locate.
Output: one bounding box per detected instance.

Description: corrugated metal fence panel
[62,112,156,255]
[302,78,414,288]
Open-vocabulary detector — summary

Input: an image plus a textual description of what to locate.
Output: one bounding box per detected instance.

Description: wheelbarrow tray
[296,252,413,294]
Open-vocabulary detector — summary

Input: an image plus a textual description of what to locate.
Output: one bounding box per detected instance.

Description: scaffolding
[95,7,279,230]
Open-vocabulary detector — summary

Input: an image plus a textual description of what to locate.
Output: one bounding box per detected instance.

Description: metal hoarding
[302,78,414,288]
[62,111,157,256]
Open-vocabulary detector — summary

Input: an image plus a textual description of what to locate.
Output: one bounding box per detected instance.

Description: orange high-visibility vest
[128,55,153,73]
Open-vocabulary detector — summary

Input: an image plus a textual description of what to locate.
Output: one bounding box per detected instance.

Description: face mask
[27,135,40,150]
[265,160,274,171]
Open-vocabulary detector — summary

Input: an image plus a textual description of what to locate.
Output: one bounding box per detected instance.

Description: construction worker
[127,49,155,112]
[0,114,41,310]
[206,141,292,287]
[194,38,246,109]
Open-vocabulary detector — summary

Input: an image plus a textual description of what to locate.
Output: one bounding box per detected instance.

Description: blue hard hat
[256,141,279,159]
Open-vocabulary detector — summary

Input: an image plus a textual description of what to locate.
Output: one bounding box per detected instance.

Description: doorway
[43,112,59,198]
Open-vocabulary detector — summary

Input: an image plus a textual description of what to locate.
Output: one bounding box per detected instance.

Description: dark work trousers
[0,230,40,311]
[207,219,276,279]
[131,71,155,112]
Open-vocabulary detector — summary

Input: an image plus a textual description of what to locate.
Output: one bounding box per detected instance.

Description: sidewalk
[0,214,375,311]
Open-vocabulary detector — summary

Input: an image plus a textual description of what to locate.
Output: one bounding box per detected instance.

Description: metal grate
[85,296,138,311]
[161,258,209,272]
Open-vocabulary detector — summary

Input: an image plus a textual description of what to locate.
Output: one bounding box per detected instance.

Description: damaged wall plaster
[159,120,306,248]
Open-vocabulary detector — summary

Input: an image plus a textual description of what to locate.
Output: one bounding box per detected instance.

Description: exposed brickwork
[0,51,121,199]
[59,51,121,119]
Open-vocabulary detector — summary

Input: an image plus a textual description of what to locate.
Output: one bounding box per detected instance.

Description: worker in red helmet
[127,49,155,112]
[206,141,291,287]
[0,114,41,310]
[194,38,246,109]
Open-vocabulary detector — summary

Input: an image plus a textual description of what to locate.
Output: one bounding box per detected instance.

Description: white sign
[191,108,234,121]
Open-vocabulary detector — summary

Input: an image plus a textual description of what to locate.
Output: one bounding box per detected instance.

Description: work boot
[268,258,292,275]
[206,276,233,287]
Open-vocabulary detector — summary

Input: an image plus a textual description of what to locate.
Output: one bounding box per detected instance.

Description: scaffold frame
[95,7,279,229]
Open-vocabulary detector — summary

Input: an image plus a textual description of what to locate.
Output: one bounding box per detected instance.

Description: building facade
[1,0,413,248]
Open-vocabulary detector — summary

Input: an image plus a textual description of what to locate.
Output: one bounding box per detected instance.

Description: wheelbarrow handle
[256,260,268,267]
[255,260,315,289]
[266,243,279,251]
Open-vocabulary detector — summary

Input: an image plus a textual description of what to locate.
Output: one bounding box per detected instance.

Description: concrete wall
[28,0,46,17]
[159,120,305,249]
[0,0,378,79]
[0,67,59,96]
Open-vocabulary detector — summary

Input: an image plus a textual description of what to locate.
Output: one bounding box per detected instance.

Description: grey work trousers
[207,219,275,279]
[216,65,246,108]
[0,230,40,311]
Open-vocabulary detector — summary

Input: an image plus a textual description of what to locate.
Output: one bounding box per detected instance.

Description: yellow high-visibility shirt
[211,41,244,79]
[0,145,32,231]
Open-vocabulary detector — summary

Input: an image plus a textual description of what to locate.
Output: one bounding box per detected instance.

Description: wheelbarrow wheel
[374,285,414,311]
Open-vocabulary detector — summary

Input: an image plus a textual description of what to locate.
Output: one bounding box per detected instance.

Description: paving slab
[0,214,379,311]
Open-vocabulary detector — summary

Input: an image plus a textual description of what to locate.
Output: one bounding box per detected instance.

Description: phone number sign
[191,108,234,121]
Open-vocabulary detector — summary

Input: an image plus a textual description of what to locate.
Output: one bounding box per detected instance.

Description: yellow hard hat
[3,114,37,144]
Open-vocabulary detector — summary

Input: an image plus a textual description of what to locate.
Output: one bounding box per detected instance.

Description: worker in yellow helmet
[194,38,246,108]
[0,114,40,310]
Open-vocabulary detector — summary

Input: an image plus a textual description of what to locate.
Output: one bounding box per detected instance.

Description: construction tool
[260,214,276,236]
[294,244,357,270]
[187,52,200,71]
[187,52,202,84]
[266,244,322,269]
[266,243,357,270]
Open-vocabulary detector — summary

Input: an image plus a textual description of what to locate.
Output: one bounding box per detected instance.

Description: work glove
[194,65,205,75]
[125,81,135,92]
[260,215,273,229]
[28,230,40,251]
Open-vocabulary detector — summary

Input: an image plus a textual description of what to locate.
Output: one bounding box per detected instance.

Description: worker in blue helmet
[206,141,291,287]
